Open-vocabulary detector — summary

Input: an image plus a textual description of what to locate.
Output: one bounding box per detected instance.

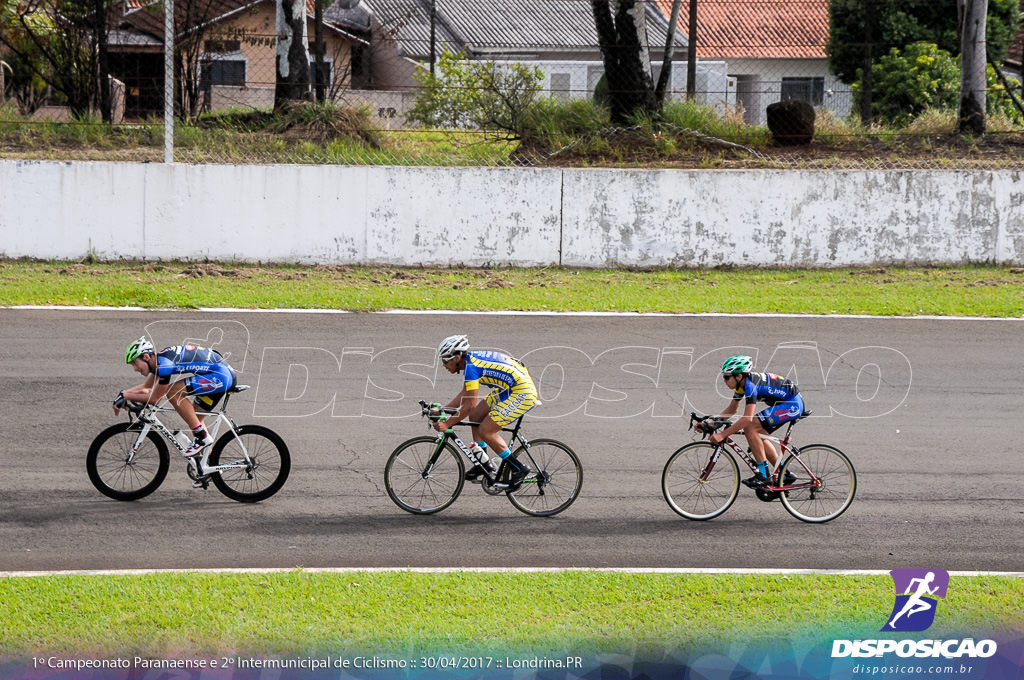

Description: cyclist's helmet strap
[721,355,753,375]
[437,334,469,361]
[125,336,154,363]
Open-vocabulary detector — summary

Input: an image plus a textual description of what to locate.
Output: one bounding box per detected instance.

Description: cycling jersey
[732,371,804,433]
[463,351,538,427]
[731,372,800,405]
[156,344,235,407]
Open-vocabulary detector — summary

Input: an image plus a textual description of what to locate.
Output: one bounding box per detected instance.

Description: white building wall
[725,58,851,125]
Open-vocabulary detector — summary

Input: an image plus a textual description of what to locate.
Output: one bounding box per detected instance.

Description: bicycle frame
[699,416,820,493]
[427,415,531,488]
[124,390,254,476]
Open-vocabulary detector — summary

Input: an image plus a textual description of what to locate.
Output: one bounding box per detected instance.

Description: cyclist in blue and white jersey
[434,334,538,489]
[705,355,805,488]
[114,337,236,458]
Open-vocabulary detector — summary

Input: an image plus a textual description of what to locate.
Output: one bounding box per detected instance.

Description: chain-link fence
[1,0,1022,168]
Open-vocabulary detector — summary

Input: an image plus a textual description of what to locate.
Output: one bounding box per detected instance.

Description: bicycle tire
[778,444,856,523]
[86,423,170,501]
[662,441,740,520]
[384,436,465,514]
[506,438,583,517]
[208,425,291,502]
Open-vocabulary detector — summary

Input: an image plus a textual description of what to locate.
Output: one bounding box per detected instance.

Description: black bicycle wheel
[662,441,740,520]
[506,439,583,517]
[86,423,170,501]
[208,425,291,502]
[384,436,465,514]
[778,444,857,523]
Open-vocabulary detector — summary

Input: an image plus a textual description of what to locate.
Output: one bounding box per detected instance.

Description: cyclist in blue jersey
[114,336,236,459]
[434,334,538,490]
[703,355,805,488]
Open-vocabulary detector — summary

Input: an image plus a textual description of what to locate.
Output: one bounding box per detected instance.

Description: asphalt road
[2,309,1021,572]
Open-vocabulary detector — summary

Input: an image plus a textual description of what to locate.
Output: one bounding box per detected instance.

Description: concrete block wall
[1,160,1021,266]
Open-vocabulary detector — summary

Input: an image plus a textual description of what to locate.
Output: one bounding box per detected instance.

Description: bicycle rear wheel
[208,425,290,502]
[506,438,583,517]
[662,442,740,520]
[385,436,465,514]
[86,423,169,501]
[778,444,856,523]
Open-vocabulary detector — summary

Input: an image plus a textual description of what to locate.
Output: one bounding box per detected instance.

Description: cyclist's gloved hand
[113,392,127,409]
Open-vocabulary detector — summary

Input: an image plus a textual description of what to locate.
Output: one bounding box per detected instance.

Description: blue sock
[757,461,770,478]
[475,441,487,450]
[498,447,521,470]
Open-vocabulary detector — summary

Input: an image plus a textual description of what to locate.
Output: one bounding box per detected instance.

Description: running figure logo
[882,569,949,632]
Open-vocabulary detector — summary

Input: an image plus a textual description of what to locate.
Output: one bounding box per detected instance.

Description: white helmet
[437,334,469,361]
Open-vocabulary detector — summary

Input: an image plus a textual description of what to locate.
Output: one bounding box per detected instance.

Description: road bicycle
[384,400,583,517]
[661,411,856,523]
[86,385,290,503]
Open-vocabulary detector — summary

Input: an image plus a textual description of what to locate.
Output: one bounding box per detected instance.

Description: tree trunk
[859,0,873,125]
[591,0,658,124]
[655,0,682,103]
[958,0,987,135]
[275,0,312,108]
[93,0,112,122]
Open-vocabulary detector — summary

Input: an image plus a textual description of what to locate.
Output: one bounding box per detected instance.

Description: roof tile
[653,0,828,59]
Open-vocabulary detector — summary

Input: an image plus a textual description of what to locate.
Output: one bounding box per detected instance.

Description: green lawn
[2,261,1024,316]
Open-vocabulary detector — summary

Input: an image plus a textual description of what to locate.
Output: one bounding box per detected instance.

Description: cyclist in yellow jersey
[434,334,539,489]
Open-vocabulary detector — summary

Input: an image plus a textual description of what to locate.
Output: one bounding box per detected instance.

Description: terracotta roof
[652,0,828,60]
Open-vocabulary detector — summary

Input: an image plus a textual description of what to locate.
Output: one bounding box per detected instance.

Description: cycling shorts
[757,394,805,433]
[183,365,236,410]
[484,386,539,428]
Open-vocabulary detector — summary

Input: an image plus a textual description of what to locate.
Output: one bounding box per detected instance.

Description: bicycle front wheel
[778,444,856,523]
[662,442,740,520]
[506,439,583,517]
[86,423,169,501]
[208,425,291,502]
[384,436,465,514]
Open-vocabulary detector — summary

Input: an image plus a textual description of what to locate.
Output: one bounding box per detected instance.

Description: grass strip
[2,572,1021,658]
[2,261,1024,317]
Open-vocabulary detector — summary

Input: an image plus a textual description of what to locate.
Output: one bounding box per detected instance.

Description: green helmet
[721,355,753,375]
[125,336,154,363]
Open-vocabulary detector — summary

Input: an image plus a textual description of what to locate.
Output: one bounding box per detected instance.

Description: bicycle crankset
[480,478,506,495]
[754,488,780,502]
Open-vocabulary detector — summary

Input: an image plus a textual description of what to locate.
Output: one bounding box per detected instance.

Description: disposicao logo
[882,568,949,632]
[831,568,998,660]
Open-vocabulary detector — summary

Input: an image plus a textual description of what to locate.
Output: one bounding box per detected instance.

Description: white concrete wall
[1,160,1021,266]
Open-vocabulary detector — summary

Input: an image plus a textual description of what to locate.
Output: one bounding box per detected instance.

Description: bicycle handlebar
[419,399,458,423]
[689,411,728,438]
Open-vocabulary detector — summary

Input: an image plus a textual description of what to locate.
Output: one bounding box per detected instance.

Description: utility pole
[686,0,697,100]
[429,0,437,76]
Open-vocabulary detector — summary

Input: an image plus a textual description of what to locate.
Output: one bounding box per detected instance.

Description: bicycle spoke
[385,437,465,514]
[662,442,740,520]
[507,439,583,517]
[779,445,856,523]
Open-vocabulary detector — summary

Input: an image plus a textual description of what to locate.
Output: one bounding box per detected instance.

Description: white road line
[2,567,1022,578]
[6,305,1024,321]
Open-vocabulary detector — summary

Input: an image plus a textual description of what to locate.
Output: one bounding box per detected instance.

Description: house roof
[652,0,828,60]
[350,0,687,60]
[113,0,364,45]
